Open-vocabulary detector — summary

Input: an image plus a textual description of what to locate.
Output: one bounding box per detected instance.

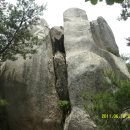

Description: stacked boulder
[0,8,129,130]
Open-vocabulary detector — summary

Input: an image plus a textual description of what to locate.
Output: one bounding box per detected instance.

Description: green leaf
[90,0,98,5]
[106,0,115,5]
[115,0,124,3]
[58,100,70,110]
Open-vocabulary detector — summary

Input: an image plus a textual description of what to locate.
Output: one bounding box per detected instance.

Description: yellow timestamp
[101,113,130,119]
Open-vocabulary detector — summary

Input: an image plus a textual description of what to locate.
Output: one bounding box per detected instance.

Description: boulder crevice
[50,26,71,129]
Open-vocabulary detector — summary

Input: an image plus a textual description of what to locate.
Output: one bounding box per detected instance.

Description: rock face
[63,8,130,130]
[0,20,62,130]
[0,8,130,130]
[50,26,68,100]
[91,17,119,56]
[64,107,96,130]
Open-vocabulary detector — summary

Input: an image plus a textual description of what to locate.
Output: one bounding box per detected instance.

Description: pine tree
[0,0,46,61]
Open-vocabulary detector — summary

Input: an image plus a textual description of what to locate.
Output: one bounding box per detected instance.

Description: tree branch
[0,12,25,54]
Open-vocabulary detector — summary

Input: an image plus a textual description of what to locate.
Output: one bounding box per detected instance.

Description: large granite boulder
[63,8,130,130]
[0,8,130,130]
[91,17,119,56]
[64,107,96,130]
[0,19,62,130]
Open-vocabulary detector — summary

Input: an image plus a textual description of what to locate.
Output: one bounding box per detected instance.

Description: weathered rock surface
[91,17,119,56]
[0,19,62,130]
[0,8,130,130]
[50,26,68,100]
[64,107,96,130]
[50,26,64,54]
[31,18,49,39]
[63,8,130,130]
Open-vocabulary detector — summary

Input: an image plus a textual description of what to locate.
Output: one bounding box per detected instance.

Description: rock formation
[91,17,119,56]
[0,8,130,130]
[0,21,62,130]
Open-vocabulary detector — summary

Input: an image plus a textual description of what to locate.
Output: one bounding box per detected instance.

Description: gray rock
[0,19,62,130]
[50,26,65,54]
[50,26,68,100]
[54,52,68,100]
[50,26,64,42]
[64,8,88,22]
[0,8,130,130]
[91,17,119,56]
[31,18,49,39]
[63,8,130,130]
[64,107,96,130]
[63,8,95,55]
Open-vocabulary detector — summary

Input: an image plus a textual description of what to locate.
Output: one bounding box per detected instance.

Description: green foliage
[90,0,98,5]
[58,100,70,110]
[83,69,130,130]
[105,0,115,5]
[0,99,8,107]
[0,0,46,61]
[119,1,130,21]
[85,0,124,5]
[85,0,130,21]
[126,63,130,72]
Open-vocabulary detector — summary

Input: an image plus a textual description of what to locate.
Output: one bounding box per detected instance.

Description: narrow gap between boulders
[49,28,71,130]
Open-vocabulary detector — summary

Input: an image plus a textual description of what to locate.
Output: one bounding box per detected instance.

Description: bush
[58,100,70,111]
[83,69,130,130]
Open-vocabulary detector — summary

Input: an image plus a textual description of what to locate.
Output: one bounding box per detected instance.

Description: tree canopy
[0,0,46,61]
[119,1,130,20]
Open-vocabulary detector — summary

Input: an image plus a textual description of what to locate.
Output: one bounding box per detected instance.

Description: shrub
[83,69,130,130]
[58,100,70,111]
